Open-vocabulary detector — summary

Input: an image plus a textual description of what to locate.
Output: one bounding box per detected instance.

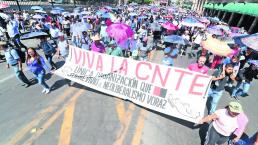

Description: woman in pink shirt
[188,56,209,74]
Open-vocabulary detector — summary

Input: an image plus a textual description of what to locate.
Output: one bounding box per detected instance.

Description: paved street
[0,39,257,145]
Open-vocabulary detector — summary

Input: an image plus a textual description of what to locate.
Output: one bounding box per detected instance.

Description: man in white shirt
[7,17,27,49]
[49,22,60,47]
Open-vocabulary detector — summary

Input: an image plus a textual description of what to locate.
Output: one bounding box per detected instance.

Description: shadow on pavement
[51,79,72,91]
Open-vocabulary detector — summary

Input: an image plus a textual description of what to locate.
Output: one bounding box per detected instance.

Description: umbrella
[129,12,137,16]
[232,34,249,47]
[231,27,241,33]
[34,10,46,14]
[207,28,223,36]
[81,11,91,15]
[138,15,147,19]
[157,19,167,23]
[181,17,205,28]
[240,33,258,51]
[83,15,95,19]
[21,32,48,40]
[105,6,113,10]
[201,35,233,56]
[31,6,43,10]
[163,35,190,45]
[229,32,244,38]
[161,22,178,30]
[106,23,134,44]
[50,10,61,14]
[32,14,44,19]
[62,12,70,16]
[96,10,107,15]
[53,7,64,11]
[208,17,220,23]
[0,3,9,9]
[248,60,258,67]
[211,25,230,31]
[164,15,173,19]
[101,13,115,21]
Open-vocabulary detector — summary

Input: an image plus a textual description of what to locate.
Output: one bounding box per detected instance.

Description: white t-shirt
[50,27,60,38]
[213,109,238,136]
[58,40,68,57]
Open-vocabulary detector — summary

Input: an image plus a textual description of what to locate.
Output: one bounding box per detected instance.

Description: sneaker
[25,83,31,88]
[42,89,46,94]
[234,96,240,101]
[45,89,50,94]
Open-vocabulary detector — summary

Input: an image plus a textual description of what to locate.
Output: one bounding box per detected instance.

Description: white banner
[55,46,212,123]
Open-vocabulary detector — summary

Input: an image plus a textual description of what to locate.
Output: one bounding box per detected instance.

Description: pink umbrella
[0,3,9,9]
[231,27,241,33]
[106,23,134,44]
[161,22,178,30]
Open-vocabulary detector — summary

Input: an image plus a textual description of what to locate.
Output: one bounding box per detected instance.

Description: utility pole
[50,0,54,8]
[16,0,21,11]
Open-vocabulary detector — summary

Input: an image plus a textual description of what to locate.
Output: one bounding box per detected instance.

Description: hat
[229,102,243,113]
[0,41,7,46]
[91,34,100,41]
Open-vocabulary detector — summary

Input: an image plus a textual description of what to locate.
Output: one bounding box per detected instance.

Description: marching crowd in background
[0,3,258,145]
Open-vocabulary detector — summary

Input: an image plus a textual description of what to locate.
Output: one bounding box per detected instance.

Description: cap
[229,101,243,113]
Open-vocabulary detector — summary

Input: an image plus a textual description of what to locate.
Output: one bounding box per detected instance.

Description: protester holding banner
[106,40,123,57]
[91,34,105,53]
[188,56,209,74]
[56,33,69,60]
[26,48,51,94]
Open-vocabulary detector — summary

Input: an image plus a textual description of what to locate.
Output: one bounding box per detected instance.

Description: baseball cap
[229,101,243,113]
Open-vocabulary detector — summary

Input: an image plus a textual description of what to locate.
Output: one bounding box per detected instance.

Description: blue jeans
[45,54,56,69]
[232,82,250,97]
[34,70,49,89]
[208,88,223,114]
[12,64,30,84]
[229,139,252,145]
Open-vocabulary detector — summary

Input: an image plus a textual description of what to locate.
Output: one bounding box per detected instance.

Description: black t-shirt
[153,31,161,40]
[211,70,230,91]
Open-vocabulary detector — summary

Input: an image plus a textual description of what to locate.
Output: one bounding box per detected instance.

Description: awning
[204,2,258,17]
